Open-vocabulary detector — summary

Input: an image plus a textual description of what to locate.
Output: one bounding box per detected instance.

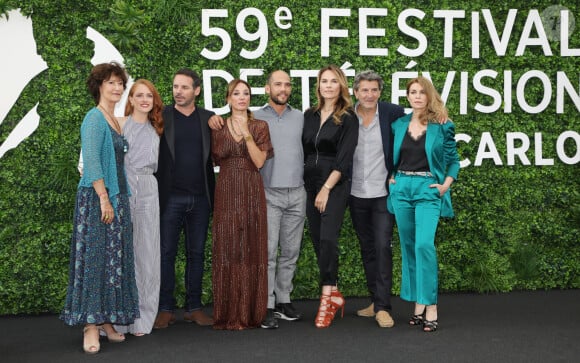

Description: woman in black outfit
[302,65,358,328]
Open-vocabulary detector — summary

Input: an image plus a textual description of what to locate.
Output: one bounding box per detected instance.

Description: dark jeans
[159,193,210,312]
[306,181,349,286]
[349,195,394,312]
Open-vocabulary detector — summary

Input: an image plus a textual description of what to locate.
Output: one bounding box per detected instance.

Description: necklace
[228,118,244,136]
[98,105,122,134]
[99,105,128,153]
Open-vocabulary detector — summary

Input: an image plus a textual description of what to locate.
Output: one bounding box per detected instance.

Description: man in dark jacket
[154,68,215,328]
[350,70,405,328]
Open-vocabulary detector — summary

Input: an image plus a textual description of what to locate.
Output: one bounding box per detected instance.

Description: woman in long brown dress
[211,79,273,330]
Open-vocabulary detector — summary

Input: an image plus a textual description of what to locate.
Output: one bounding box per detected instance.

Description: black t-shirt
[171,108,204,195]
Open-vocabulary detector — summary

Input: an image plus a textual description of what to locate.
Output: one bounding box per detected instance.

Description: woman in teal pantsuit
[387,76,459,333]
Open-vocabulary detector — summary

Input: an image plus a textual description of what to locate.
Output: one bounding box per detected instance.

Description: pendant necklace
[98,105,128,153]
[98,105,122,134]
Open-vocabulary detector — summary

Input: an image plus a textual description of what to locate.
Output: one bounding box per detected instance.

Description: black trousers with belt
[349,195,394,312]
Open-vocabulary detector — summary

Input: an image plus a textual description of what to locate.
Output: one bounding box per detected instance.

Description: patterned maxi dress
[116,116,160,334]
[61,123,139,326]
[211,119,273,330]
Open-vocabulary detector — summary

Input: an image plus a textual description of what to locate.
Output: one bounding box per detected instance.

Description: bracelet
[98,192,108,199]
[244,134,253,142]
[323,183,332,190]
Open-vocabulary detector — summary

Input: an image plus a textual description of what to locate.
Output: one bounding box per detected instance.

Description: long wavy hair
[124,79,164,135]
[314,65,353,125]
[226,79,254,122]
[406,76,448,125]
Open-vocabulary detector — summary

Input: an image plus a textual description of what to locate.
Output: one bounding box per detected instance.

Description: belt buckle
[399,170,432,177]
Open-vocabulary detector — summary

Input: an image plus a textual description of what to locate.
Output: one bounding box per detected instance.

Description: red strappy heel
[314,294,334,328]
[314,290,346,328]
[330,289,345,318]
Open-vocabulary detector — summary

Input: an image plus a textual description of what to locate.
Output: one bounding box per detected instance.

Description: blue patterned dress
[61,124,139,326]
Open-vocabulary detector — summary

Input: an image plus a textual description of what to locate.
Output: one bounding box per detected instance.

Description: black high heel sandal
[409,308,425,326]
[423,319,438,332]
[409,314,423,326]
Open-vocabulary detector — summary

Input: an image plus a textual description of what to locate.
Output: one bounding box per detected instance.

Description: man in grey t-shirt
[209,70,306,329]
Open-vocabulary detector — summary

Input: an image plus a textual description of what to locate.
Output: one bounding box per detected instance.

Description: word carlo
[459,131,579,167]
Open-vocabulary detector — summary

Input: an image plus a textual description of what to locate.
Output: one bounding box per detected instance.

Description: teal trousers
[390,173,441,305]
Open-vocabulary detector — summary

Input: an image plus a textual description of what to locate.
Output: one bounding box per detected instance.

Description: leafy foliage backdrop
[0,0,578,314]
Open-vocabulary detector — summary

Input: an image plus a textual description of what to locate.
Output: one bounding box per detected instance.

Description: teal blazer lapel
[425,122,437,177]
[392,113,411,167]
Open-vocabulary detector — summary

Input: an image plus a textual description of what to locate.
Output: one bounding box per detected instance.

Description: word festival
[200,6,579,116]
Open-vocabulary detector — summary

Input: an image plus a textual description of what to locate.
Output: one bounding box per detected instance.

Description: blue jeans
[159,193,210,312]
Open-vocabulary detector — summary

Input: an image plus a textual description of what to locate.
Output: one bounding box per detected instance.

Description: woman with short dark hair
[60,62,139,353]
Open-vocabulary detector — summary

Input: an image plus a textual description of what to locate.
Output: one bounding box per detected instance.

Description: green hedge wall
[0,0,578,314]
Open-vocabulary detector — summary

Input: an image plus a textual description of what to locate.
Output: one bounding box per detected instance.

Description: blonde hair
[406,76,448,125]
[314,65,353,125]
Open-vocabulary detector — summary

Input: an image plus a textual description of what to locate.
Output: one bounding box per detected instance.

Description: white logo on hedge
[0,9,131,159]
[0,10,47,158]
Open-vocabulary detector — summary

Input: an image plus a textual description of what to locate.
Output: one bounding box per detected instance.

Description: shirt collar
[262,103,294,114]
[354,102,379,124]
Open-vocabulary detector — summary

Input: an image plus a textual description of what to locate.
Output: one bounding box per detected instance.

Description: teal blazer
[388,113,460,217]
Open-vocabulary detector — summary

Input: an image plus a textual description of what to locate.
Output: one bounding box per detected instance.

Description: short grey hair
[353,70,384,91]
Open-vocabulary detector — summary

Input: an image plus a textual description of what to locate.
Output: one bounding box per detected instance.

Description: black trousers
[306,182,349,286]
[349,195,394,312]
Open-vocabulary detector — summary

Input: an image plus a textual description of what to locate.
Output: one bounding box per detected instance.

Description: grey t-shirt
[254,104,304,188]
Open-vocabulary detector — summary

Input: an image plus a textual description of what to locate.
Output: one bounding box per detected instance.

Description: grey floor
[1,290,579,363]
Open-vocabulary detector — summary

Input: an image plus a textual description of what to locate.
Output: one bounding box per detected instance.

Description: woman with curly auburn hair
[302,65,358,328]
[388,76,460,333]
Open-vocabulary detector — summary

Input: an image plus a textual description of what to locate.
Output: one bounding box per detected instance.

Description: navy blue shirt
[172,108,204,195]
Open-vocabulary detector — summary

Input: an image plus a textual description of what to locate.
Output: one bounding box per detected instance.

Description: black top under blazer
[155,105,216,213]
